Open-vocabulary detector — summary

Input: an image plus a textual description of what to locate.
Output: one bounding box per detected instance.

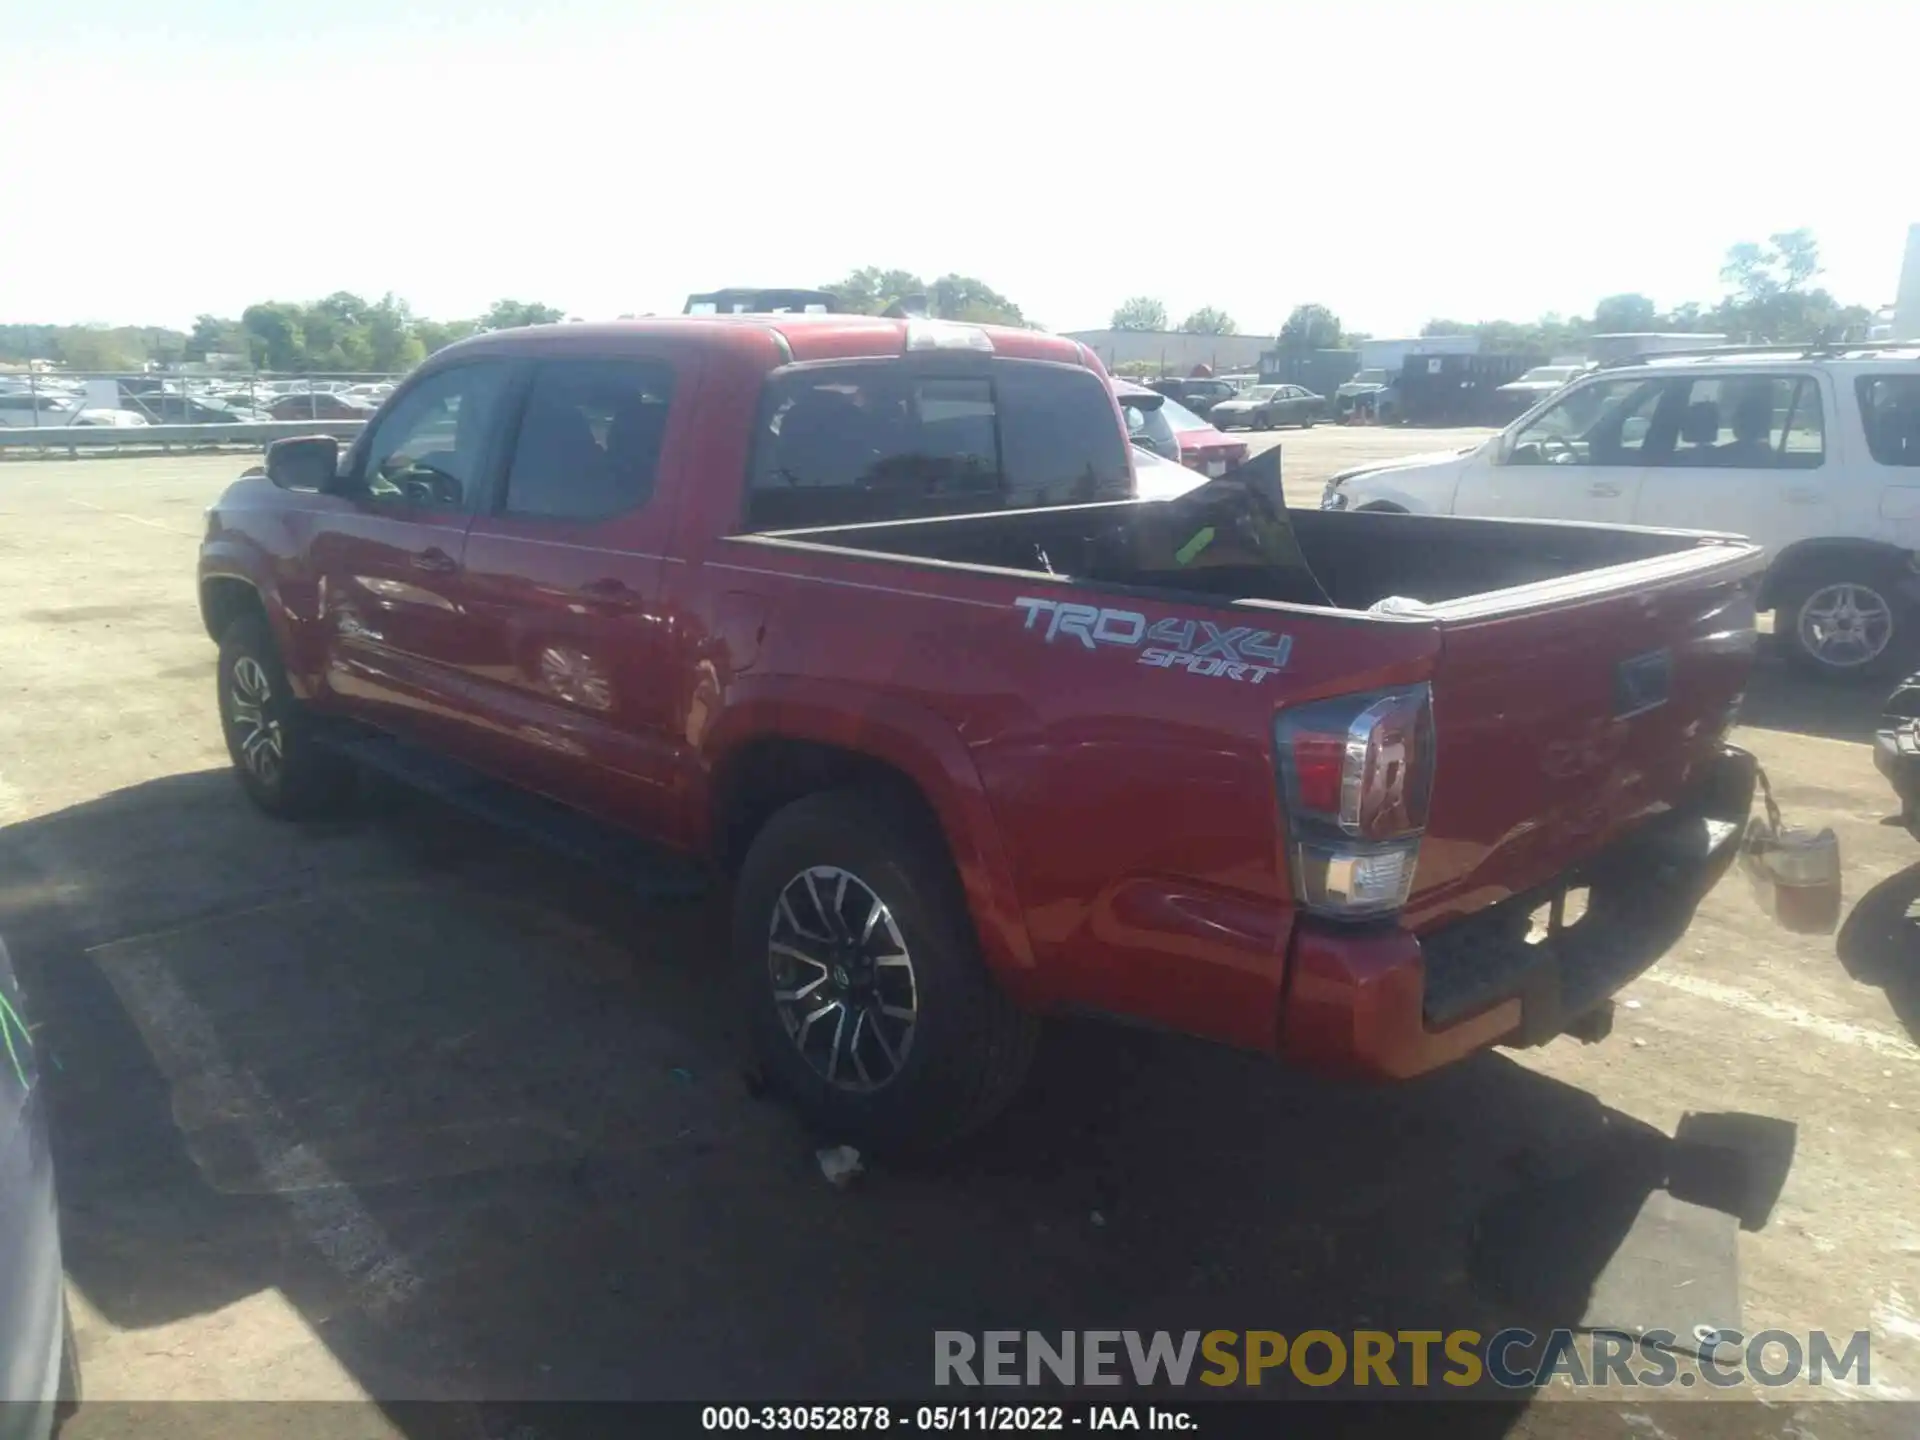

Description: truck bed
[736,463,1764,935]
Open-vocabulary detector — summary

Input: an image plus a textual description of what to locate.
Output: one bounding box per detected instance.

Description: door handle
[1588,482,1622,498]
[1785,487,1823,504]
[411,547,458,573]
[579,577,642,610]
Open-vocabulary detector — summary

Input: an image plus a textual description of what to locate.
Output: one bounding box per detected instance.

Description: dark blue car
[0,934,70,1440]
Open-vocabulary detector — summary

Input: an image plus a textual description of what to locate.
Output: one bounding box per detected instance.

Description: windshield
[1122,399,1177,450]
[1158,396,1214,434]
[1351,369,1388,386]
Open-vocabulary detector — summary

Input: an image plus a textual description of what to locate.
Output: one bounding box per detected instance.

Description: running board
[316,728,710,903]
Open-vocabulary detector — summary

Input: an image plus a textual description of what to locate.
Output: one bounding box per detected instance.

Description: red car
[1113,378,1247,477]
[200,315,1765,1151]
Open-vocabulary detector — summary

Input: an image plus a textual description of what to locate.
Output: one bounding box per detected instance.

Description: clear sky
[2,0,1913,335]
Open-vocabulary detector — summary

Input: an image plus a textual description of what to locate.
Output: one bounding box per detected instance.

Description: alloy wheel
[767,865,917,1092]
[228,655,285,785]
[1798,583,1894,669]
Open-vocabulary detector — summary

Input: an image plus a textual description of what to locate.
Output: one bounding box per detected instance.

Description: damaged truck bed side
[199,313,1764,1150]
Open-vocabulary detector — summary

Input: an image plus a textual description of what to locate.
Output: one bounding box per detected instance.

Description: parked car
[1208,384,1324,431]
[0,394,148,428]
[199,313,1766,1151]
[1144,376,1237,417]
[266,393,378,422]
[1322,343,1920,679]
[1114,381,1247,477]
[1335,367,1397,421]
[1494,363,1589,411]
[129,394,272,425]
[0,933,74,1440]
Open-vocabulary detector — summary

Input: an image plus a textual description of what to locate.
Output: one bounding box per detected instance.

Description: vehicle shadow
[1735,647,1889,745]
[1835,862,1920,1045]
[0,770,1795,1434]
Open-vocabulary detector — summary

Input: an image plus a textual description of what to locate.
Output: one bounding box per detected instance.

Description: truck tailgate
[1404,538,1763,931]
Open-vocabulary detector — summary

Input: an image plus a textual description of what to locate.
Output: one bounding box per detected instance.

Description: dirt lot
[2,438,1917,1437]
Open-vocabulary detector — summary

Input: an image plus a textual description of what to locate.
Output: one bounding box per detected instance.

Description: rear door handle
[411,547,458,573]
[1785,486,1823,504]
[1588,482,1622,498]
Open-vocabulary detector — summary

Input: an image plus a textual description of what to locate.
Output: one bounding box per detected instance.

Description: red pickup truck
[199,315,1765,1150]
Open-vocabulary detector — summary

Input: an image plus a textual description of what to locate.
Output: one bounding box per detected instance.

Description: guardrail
[0,420,368,453]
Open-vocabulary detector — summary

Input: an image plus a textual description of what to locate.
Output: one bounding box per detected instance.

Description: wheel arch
[1758,538,1920,612]
[702,686,1040,986]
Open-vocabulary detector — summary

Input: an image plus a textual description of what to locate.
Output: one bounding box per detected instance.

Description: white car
[0,394,149,428]
[1322,343,1920,678]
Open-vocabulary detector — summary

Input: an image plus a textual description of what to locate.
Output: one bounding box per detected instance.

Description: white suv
[1321,344,1920,679]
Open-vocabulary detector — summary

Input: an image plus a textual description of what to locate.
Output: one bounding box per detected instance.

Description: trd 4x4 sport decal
[1013,596,1291,683]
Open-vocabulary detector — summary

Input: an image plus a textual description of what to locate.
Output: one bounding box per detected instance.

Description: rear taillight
[1274,685,1434,919]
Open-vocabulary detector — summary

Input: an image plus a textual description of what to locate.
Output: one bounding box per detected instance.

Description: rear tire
[1778,572,1909,681]
[217,614,358,817]
[734,789,1038,1153]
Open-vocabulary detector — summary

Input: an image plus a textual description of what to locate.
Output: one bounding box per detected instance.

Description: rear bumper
[1278,746,1756,1079]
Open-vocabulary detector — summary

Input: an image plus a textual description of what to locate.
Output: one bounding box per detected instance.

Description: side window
[360,363,514,512]
[1662,375,1824,470]
[502,359,675,521]
[744,359,1128,530]
[1507,378,1668,466]
[1856,376,1920,468]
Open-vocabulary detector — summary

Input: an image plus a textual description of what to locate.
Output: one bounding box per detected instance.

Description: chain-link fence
[0,370,405,429]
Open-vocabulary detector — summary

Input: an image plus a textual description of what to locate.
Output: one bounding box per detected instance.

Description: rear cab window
[742,358,1130,531]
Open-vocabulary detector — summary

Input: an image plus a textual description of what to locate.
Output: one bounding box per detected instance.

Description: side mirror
[265,435,342,492]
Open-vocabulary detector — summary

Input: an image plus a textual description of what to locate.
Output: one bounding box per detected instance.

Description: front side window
[360,362,515,511]
[1856,376,1920,467]
[744,359,1128,530]
[1506,376,1666,466]
[502,359,675,520]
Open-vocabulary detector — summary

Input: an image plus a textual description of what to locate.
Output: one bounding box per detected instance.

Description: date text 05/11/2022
[1013,597,1292,684]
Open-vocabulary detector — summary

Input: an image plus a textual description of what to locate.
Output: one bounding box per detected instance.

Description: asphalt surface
[1,437,1916,1438]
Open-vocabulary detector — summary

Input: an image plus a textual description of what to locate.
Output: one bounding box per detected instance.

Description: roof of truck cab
[434,315,1096,369]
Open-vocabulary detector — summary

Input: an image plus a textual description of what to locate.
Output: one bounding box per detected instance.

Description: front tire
[217,614,357,817]
[1779,573,1908,681]
[734,789,1038,1153]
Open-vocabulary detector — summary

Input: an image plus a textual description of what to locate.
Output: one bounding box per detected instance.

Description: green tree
[929,274,1025,326]
[824,267,927,314]
[52,327,142,371]
[414,317,479,354]
[241,302,308,371]
[1592,293,1658,332]
[1278,303,1343,352]
[187,314,246,361]
[480,299,566,332]
[1110,296,1168,331]
[1178,307,1237,335]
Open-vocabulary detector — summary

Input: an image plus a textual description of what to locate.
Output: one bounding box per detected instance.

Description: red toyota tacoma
[198,315,1764,1150]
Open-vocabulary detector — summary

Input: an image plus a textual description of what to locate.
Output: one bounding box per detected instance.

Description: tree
[1178,307,1237,335]
[52,327,142,371]
[1278,303,1343,353]
[1592,292,1658,333]
[414,318,479,354]
[825,267,928,315]
[480,299,565,332]
[929,274,1025,326]
[241,302,308,371]
[1110,296,1168,332]
[187,314,246,361]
